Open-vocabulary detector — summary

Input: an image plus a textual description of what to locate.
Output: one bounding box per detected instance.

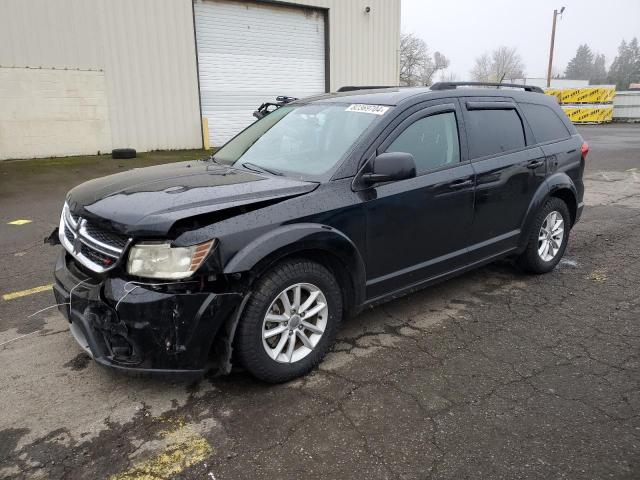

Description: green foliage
[565,44,594,80]
[607,38,640,89]
[590,54,608,85]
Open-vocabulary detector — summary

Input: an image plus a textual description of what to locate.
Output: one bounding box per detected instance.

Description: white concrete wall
[0,68,111,160]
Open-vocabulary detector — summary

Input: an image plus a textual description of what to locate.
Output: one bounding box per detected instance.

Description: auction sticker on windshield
[345,104,390,115]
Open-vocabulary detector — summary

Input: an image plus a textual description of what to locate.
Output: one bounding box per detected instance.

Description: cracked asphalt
[1,124,639,479]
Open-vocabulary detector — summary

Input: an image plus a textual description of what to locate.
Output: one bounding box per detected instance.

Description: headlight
[127,240,215,279]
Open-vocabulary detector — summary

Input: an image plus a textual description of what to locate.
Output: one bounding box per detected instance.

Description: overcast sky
[401,0,640,80]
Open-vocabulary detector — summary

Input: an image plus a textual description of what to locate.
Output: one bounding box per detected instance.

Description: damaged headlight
[127,240,215,279]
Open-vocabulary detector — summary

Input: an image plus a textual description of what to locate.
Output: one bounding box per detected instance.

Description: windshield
[213,103,387,178]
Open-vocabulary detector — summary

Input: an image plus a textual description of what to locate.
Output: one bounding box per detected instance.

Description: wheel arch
[548,185,578,227]
[517,173,578,252]
[224,223,366,316]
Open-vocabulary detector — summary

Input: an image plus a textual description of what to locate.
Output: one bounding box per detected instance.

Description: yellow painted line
[7,219,32,225]
[109,423,213,480]
[2,284,53,301]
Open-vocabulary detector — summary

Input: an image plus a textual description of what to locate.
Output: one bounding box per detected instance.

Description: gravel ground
[0,125,638,480]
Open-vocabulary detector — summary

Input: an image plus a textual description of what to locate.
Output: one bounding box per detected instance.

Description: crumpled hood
[66,160,318,236]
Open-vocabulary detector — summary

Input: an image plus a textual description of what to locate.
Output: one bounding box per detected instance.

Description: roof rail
[337,86,395,92]
[430,82,544,94]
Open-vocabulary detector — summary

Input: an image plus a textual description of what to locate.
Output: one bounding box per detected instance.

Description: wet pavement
[0,125,639,479]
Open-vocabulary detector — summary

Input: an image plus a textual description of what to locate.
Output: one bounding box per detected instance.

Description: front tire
[235,259,342,383]
[517,197,571,274]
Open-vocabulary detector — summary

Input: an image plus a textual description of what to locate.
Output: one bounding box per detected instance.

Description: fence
[612,91,640,121]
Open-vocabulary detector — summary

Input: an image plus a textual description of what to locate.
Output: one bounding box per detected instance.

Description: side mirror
[361,152,416,185]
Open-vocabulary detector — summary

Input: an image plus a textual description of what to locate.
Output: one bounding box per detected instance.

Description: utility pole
[546,6,565,88]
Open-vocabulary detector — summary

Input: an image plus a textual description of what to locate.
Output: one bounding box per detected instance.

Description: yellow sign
[561,105,614,124]
[545,87,616,104]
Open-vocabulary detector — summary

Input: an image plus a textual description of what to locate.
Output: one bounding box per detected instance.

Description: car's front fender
[223,222,366,307]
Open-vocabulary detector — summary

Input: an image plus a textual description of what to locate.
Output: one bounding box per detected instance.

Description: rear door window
[466,108,525,159]
[520,102,571,144]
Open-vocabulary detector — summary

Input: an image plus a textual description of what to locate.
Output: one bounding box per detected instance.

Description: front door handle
[448,179,474,189]
[527,159,545,169]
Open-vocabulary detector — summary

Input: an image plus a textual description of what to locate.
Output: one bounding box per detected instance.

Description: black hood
[66,160,318,236]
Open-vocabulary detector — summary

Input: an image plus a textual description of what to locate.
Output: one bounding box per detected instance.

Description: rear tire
[517,197,571,274]
[235,258,342,383]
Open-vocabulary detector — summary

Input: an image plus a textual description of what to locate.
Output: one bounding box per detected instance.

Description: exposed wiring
[114,279,199,312]
[0,331,40,348]
[28,277,91,318]
[113,279,244,313]
[2,278,94,350]
[3,278,246,351]
[28,303,70,318]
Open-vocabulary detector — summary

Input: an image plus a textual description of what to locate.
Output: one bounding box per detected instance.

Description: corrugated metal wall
[0,0,400,158]
[291,0,401,90]
[96,0,202,151]
[614,92,640,120]
[195,1,327,146]
[0,0,202,154]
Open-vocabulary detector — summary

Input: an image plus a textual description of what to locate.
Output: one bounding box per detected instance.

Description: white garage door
[194,0,326,147]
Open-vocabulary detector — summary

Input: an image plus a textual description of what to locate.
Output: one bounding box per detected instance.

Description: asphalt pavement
[0,124,639,480]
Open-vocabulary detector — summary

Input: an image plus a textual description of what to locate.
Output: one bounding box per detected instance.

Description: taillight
[581,141,589,159]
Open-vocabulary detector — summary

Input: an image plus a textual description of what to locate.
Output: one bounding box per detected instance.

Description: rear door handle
[448,179,474,189]
[527,159,545,169]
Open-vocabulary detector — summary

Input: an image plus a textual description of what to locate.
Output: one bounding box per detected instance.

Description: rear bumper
[53,250,243,377]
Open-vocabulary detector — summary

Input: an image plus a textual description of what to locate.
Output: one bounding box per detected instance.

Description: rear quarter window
[520,102,571,144]
[466,108,526,159]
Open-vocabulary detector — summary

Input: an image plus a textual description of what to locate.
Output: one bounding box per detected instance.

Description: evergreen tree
[565,44,594,80]
[608,38,640,89]
[589,54,608,85]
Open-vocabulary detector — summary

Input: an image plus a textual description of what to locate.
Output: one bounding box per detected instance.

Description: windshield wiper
[241,162,284,176]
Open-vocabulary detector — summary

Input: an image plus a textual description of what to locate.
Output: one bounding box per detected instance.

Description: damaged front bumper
[53,250,244,377]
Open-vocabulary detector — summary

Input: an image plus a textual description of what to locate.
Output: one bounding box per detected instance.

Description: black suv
[52,83,586,382]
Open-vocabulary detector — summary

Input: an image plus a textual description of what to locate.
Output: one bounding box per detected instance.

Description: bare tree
[471,53,492,82]
[439,71,458,82]
[400,32,427,86]
[471,46,525,82]
[492,46,525,81]
[400,32,449,86]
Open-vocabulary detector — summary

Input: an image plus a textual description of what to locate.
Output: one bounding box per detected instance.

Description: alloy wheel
[538,210,564,262]
[261,283,328,363]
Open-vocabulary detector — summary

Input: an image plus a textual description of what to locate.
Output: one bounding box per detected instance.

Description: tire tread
[517,197,570,274]
[235,258,342,383]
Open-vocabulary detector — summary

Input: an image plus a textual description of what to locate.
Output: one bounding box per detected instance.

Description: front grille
[81,244,117,268]
[84,223,129,250]
[59,204,131,273]
[64,225,74,244]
